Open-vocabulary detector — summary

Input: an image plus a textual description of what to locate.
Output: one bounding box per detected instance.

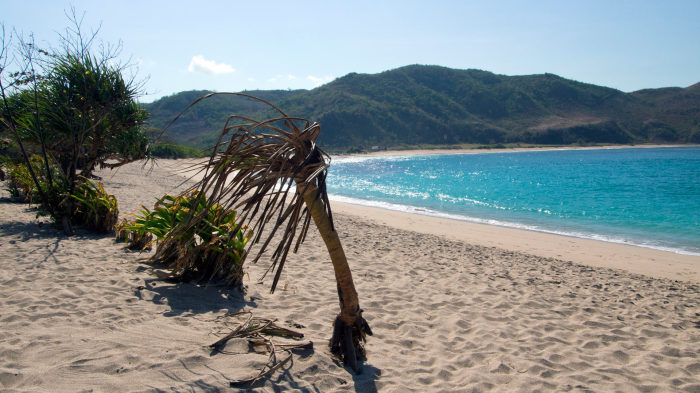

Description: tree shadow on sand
[352,364,381,393]
[137,276,381,392]
[0,219,58,241]
[134,275,258,316]
[235,355,379,393]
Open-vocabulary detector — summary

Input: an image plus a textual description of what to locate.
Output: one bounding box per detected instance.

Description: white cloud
[307,75,334,86]
[187,55,235,75]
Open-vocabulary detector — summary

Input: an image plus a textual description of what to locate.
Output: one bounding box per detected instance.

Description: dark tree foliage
[0,12,149,232]
[36,52,148,177]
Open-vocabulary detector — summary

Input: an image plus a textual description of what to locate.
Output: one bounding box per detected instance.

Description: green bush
[1,15,148,232]
[71,177,119,233]
[5,159,36,201]
[4,156,119,231]
[115,218,153,250]
[4,155,62,204]
[127,191,250,285]
[149,143,205,158]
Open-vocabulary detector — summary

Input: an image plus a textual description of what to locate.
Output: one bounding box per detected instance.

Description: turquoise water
[326,147,700,255]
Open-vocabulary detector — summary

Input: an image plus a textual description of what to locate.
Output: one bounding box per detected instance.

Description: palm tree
[162,93,372,372]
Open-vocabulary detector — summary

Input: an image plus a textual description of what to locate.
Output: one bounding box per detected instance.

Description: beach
[1,158,699,392]
[340,144,695,158]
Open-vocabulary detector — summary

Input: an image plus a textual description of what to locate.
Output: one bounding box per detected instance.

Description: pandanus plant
[161,93,372,372]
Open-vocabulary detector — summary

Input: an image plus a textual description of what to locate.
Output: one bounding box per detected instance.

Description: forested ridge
[144,65,700,150]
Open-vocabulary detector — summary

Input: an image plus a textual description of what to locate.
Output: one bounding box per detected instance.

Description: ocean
[326,147,700,256]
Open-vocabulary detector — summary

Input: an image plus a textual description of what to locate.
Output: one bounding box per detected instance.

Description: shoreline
[330,199,700,283]
[332,143,698,159]
[324,144,700,283]
[329,194,700,256]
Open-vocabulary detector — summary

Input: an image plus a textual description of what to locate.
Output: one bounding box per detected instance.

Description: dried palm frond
[163,93,333,292]
[209,311,312,387]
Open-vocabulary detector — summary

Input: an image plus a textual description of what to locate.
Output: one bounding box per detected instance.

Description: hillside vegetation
[144,65,700,150]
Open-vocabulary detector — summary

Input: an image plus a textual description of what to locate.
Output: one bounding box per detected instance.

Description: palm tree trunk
[296,180,371,372]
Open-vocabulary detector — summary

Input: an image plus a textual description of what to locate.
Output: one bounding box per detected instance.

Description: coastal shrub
[149,143,205,158]
[5,159,36,202]
[3,156,120,232]
[115,218,153,250]
[0,13,149,233]
[4,155,62,204]
[127,191,250,286]
[71,177,119,233]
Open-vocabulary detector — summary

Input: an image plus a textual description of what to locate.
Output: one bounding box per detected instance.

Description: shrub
[4,154,62,204]
[3,157,118,231]
[1,13,148,233]
[5,159,36,202]
[149,143,205,158]
[115,218,154,250]
[127,191,250,285]
[71,176,119,233]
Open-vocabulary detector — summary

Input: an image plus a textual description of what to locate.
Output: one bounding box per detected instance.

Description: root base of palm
[329,313,373,373]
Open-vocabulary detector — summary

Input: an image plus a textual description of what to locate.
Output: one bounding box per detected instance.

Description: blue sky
[3,0,699,102]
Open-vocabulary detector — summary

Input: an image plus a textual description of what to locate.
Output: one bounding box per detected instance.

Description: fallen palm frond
[210,311,312,387]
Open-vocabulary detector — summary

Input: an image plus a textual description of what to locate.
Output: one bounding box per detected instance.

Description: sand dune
[1,159,699,392]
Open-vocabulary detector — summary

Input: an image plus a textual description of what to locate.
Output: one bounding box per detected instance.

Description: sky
[2,0,699,103]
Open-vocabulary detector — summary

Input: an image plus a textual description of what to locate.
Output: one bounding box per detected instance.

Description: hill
[143,89,307,147]
[143,65,700,150]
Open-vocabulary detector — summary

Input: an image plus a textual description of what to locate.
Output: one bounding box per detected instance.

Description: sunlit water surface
[326,147,700,255]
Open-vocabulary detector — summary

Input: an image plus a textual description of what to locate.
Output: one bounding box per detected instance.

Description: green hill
[144,89,307,147]
[143,65,700,150]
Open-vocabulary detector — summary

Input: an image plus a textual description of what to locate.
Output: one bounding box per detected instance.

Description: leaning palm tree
[161,93,371,372]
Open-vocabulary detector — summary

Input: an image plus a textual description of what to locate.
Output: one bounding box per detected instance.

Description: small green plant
[4,154,61,204]
[71,176,119,233]
[127,191,250,285]
[5,159,36,201]
[115,218,153,250]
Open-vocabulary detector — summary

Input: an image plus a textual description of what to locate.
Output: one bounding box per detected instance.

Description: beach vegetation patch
[126,191,250,286]
[115,218,153,250]
[148,142,206,158]
[71,176,119,233]
[3,154,53,203]
[3,153,65,211]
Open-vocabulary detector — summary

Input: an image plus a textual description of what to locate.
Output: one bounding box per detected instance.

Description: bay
[326,147,700,255]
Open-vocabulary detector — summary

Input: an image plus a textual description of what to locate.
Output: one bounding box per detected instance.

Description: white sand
[1,159,699,392]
